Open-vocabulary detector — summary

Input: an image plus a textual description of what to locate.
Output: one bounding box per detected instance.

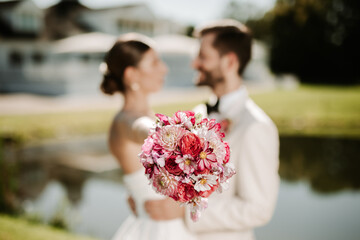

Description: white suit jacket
[185,86,280,240]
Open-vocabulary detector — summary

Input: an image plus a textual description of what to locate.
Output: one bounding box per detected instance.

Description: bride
[100,33,197,240]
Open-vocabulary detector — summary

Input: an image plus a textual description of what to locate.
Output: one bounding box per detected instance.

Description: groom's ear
[221,52,239,73]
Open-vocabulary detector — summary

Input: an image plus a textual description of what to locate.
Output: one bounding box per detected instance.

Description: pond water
[15,136,360,240]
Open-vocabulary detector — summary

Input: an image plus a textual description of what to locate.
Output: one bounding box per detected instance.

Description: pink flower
[145,164,160,179]
[221,163,236,181]
[223,142,230,164]
[156,125,186,152]
[155,113,170,125]
[172,111,194,129]
[200,119,225,139]
[183,111,195,118]
[220,119,231,134]
[183,111,196,125]
[189,198,208,222]
[197,143,217,171]
[209,122,225,139]
[141,137,154,155]
[151,168,178,197]
[179,132,203,157]
[151,143,168,167]
[175,154,196,174]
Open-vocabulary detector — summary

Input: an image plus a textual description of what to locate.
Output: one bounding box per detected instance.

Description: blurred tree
[222,0,275,45]
[268,0,360,84]
[224,0,360,84]
[185,25,195,37]
[223,0,265,23]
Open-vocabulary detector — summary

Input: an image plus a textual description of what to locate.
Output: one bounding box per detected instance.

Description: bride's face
[136,48,168,93]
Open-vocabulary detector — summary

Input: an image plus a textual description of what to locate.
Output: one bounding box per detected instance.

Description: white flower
[208,138,226,164]
[155,156,166,167]
[194,174,218,192]
[217,180,230,193]
[156,125,186,151]
[175,154,196,174]
[189,197,208,222]
[194,126,208,139]
[172,111,193,129]
[223,163,236,179]
[219,163,236,184]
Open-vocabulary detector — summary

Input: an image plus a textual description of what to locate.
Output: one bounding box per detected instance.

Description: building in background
[0,0,62,95]
[0,0,187,95]
[0,0,278,96]
[79,3,183,37]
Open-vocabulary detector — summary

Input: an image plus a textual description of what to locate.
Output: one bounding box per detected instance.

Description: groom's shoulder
[245,98,275,127]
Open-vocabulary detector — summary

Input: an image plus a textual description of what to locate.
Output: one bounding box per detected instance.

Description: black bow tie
[206,99,220,115]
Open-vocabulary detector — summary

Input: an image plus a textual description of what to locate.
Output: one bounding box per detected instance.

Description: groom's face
[192,33,225,88]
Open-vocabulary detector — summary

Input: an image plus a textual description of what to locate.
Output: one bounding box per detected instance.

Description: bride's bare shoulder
[108,111,138,149]
[111,111,138,130]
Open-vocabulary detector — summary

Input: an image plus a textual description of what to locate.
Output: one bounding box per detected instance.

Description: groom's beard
[195,67,224,88]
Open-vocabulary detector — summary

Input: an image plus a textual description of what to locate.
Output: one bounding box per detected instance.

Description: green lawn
[0,84,359,145]
[0,214,98,240]
[251,84,360,137]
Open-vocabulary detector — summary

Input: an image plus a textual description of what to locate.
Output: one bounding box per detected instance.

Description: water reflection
[23,178,129,240]
[12,136,360,240]
[279,136,360,193]
[255,181,360,240]
[18,161,89,205]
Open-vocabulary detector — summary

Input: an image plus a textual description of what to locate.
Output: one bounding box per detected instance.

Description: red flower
[144,164,159,179]
[224,142,230,164]
[183,111,195,118]
[220,119,231,134]
[184,111,196,125]
[194,168,210,175]
[177,183,197,202]
[164,155,183,176]
[179,132,203,157]
[199,184,218,198]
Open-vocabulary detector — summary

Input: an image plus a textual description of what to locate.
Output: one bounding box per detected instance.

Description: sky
[31,0,277,25]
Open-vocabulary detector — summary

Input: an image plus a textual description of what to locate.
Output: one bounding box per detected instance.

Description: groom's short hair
[194,19,252,75]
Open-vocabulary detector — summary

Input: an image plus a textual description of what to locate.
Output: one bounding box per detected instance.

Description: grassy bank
[0,214,98,240]
[251,84,360,137]
[0,84,359,145]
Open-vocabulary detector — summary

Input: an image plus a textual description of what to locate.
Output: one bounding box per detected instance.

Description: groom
[144,19,280,240]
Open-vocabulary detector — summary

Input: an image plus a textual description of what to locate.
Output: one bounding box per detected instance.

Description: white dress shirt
[186,86,280,240]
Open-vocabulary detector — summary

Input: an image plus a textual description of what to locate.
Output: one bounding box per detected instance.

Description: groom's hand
[144,198,185,221]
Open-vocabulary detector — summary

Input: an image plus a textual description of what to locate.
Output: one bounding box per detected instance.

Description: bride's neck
[122,90,152,116]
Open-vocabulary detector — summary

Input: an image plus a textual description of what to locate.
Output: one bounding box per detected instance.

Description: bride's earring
[130,82,140,91]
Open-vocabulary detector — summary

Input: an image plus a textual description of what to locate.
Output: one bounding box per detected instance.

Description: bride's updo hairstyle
[100,33,154,95]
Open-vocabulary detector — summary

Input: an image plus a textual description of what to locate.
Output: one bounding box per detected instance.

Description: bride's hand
[144,198,185,221]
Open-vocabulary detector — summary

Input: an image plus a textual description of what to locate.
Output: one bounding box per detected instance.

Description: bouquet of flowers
[139,111,235,222]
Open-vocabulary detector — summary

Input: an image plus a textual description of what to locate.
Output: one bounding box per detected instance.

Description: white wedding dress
[111,114,197,240]
[112,169,197,240]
